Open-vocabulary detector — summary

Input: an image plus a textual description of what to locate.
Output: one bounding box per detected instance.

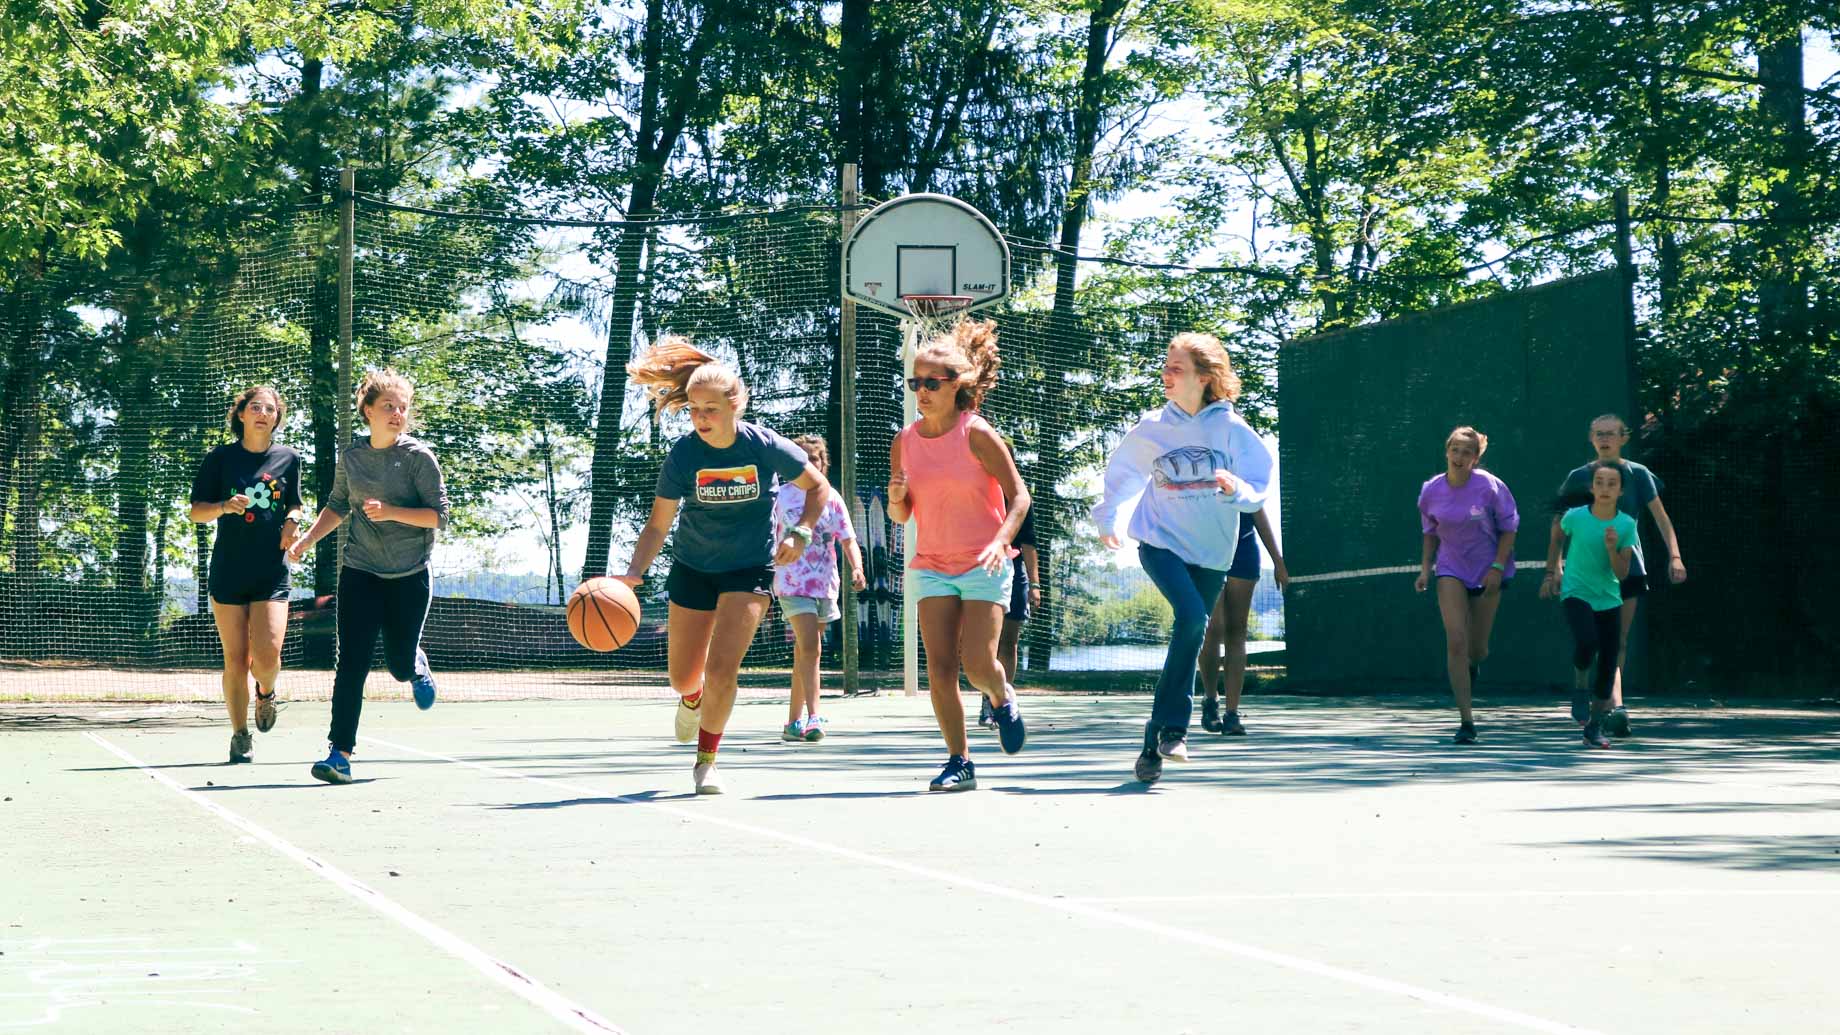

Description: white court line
[370,736,1604,1035]
[82,733,623,1035]
[1291,560,1546,585]
[1072,888,1840,904]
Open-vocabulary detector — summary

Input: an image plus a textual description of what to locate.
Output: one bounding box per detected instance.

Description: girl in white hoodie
[1094,333,1274,784]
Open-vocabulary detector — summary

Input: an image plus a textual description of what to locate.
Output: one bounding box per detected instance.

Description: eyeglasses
[244,403,279,415]
[905,375,958,393]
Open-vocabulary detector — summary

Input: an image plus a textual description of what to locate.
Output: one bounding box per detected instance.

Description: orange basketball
[567,577,641,652]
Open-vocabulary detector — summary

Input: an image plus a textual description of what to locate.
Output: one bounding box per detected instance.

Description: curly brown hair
[1168,332,1242,404]
[791,434,829,474]
[913,318,1000,411]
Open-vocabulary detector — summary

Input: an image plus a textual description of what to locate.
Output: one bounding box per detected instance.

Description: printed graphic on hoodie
[1151,446,1227,494]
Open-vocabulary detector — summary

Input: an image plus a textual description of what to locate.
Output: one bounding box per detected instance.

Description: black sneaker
[992,695,1027,755]
[1156,730,1189,762]
[1222,709,1246,735]
[1454,722,1478,745]
[1133,749,1163,784]
[1201,696,1223,732]
[1606,706,1632,738]
[977,696,995,729]
[1583,721,1610,748]
[228,729,253,764]
[928,756,977,792]
[1570,690,1591,725]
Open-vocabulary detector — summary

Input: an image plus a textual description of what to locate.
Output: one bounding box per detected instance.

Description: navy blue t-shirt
[189,443,303,572]
[656,422,810,573]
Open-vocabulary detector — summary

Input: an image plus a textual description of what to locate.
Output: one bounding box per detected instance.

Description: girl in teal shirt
[1544,461,1636,748]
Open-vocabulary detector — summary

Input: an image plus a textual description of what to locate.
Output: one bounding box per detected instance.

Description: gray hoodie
[326,434,450,577]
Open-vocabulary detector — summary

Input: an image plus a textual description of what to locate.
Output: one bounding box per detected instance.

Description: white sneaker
[693,760,724,795]
[674,694,702,743]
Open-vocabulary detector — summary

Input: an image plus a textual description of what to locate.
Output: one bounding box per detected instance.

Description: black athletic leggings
[328,566,432,752]
[1564,597,1620,701]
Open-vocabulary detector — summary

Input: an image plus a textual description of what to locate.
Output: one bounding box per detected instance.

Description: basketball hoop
[900,294,975,321]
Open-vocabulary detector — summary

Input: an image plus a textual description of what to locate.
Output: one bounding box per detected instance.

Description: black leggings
[328,566,432,752]
[1564,597,1621,701]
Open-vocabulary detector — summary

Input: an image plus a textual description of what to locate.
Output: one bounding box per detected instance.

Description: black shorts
[1006,562,1031,624]
[210,563,290,606]
[665,562,773,612]
[1620,574,1649,600]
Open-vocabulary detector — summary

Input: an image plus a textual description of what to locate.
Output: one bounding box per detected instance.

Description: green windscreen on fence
[1279,270,1638,691]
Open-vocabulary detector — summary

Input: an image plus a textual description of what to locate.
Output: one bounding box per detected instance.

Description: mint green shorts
[911,564,1011,604]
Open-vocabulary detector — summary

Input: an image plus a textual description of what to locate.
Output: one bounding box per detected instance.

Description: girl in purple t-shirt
[773,434,866,744]
[1414,426,1520,745]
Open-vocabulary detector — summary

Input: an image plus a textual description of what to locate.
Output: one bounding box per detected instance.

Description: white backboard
[842,194,1011,318]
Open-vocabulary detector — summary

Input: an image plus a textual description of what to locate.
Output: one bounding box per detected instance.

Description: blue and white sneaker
[410,656,437,711]
[310,747,352,785]
[992,692,1026,755]
[928,755,977,792]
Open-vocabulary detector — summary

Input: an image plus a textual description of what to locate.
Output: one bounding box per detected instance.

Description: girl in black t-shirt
[188,386,303,764]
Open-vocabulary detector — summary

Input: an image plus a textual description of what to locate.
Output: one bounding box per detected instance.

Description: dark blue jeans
[1138,544,1228,740]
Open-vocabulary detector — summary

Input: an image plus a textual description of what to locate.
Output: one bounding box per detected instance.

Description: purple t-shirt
[1418,469,1520,588]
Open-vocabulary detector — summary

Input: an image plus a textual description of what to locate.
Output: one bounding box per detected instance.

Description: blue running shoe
[928,755,977,792]
[310,747,352,785]
[411,671,437,711]
[992,694,1026,755]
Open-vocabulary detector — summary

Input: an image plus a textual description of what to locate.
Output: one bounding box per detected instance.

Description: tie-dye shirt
[772,484,857,599]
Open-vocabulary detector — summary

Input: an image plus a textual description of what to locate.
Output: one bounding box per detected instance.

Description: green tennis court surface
[6,693,1838,1034]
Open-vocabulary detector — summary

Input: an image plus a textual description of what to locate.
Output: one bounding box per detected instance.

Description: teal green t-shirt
[1560,506,1638,611]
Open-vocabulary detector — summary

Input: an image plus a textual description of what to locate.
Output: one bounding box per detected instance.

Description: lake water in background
[1047,641,1284,671]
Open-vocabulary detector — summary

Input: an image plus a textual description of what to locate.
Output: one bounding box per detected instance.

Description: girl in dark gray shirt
[289,369,450,784]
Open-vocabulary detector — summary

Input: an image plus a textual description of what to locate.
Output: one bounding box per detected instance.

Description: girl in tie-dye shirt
[773,435,866,742]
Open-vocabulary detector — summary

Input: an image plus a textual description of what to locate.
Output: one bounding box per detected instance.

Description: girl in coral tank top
[887,319,1031,792]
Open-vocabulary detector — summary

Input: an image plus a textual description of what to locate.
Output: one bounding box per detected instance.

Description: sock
[682,689,703,708]
[696,728,721,765]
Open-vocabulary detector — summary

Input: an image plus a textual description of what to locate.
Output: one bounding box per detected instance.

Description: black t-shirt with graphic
[655,422,809,573]
[190,443,304,571]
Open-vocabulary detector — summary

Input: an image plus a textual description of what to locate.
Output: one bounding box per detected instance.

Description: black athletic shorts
[665,562,774,612]
[1005,561,1031,624]
[210,562,290,606]
[1620,574,1649,600]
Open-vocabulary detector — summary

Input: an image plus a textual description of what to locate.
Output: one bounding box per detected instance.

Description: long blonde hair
[913,318,1000,411]
[627,335,748,416]
[1169,332,1242,404]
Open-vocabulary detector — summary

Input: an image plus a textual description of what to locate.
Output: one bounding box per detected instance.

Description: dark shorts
[1006,562,1031,624]
[209,563,290,606]
[665,562,774,612]
[1227,520,1260,581]
[1438,574,1508,599]
[1620,574,1648,600]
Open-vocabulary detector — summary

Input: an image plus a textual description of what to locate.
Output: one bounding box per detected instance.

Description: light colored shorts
[911,564,1011,604]
[778,594,841,623]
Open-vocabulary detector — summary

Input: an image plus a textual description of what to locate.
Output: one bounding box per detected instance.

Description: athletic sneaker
[310,748,352,785]
[693,760,724,795]
[1201,696,1223,732]
[228,729,253,764]
[674,694,702,744]
[1570,690,1591,725]
[253,685,277,733]
[1222,709,1246,736]
[1606,706,1632,738]
[410,672,437,711]
[992,695,1027,755]
[977,696,995,729]
[1134,749,1163,784]
[803,716,827,742]
[1454,722,1478,745]
[782,719,807,742]
[928,756,976,792]
[1583,720,1610,748]
[1156,730,1188,762]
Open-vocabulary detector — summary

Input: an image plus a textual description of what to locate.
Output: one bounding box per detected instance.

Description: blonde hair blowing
[1169,332,1242,404]
[913,318,1001,411]
[357,368,416,431]
[627,335,748,416]
[1445,425,1489,457]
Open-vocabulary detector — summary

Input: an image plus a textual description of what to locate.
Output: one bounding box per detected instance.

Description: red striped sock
[682,689,702,708]
[696,728,722,764]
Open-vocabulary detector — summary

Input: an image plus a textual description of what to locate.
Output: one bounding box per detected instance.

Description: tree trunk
[1637,0,1680,314]
[1755,21,1810,357]
[0,266,46,655]
[1029,0,1126,673]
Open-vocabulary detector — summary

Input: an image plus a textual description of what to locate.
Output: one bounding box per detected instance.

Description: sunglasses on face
[905,375,958,393]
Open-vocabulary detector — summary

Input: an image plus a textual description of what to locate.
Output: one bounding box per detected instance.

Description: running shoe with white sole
[693,760,724,794]
[675,694,702,743]
[928,756,977,792]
